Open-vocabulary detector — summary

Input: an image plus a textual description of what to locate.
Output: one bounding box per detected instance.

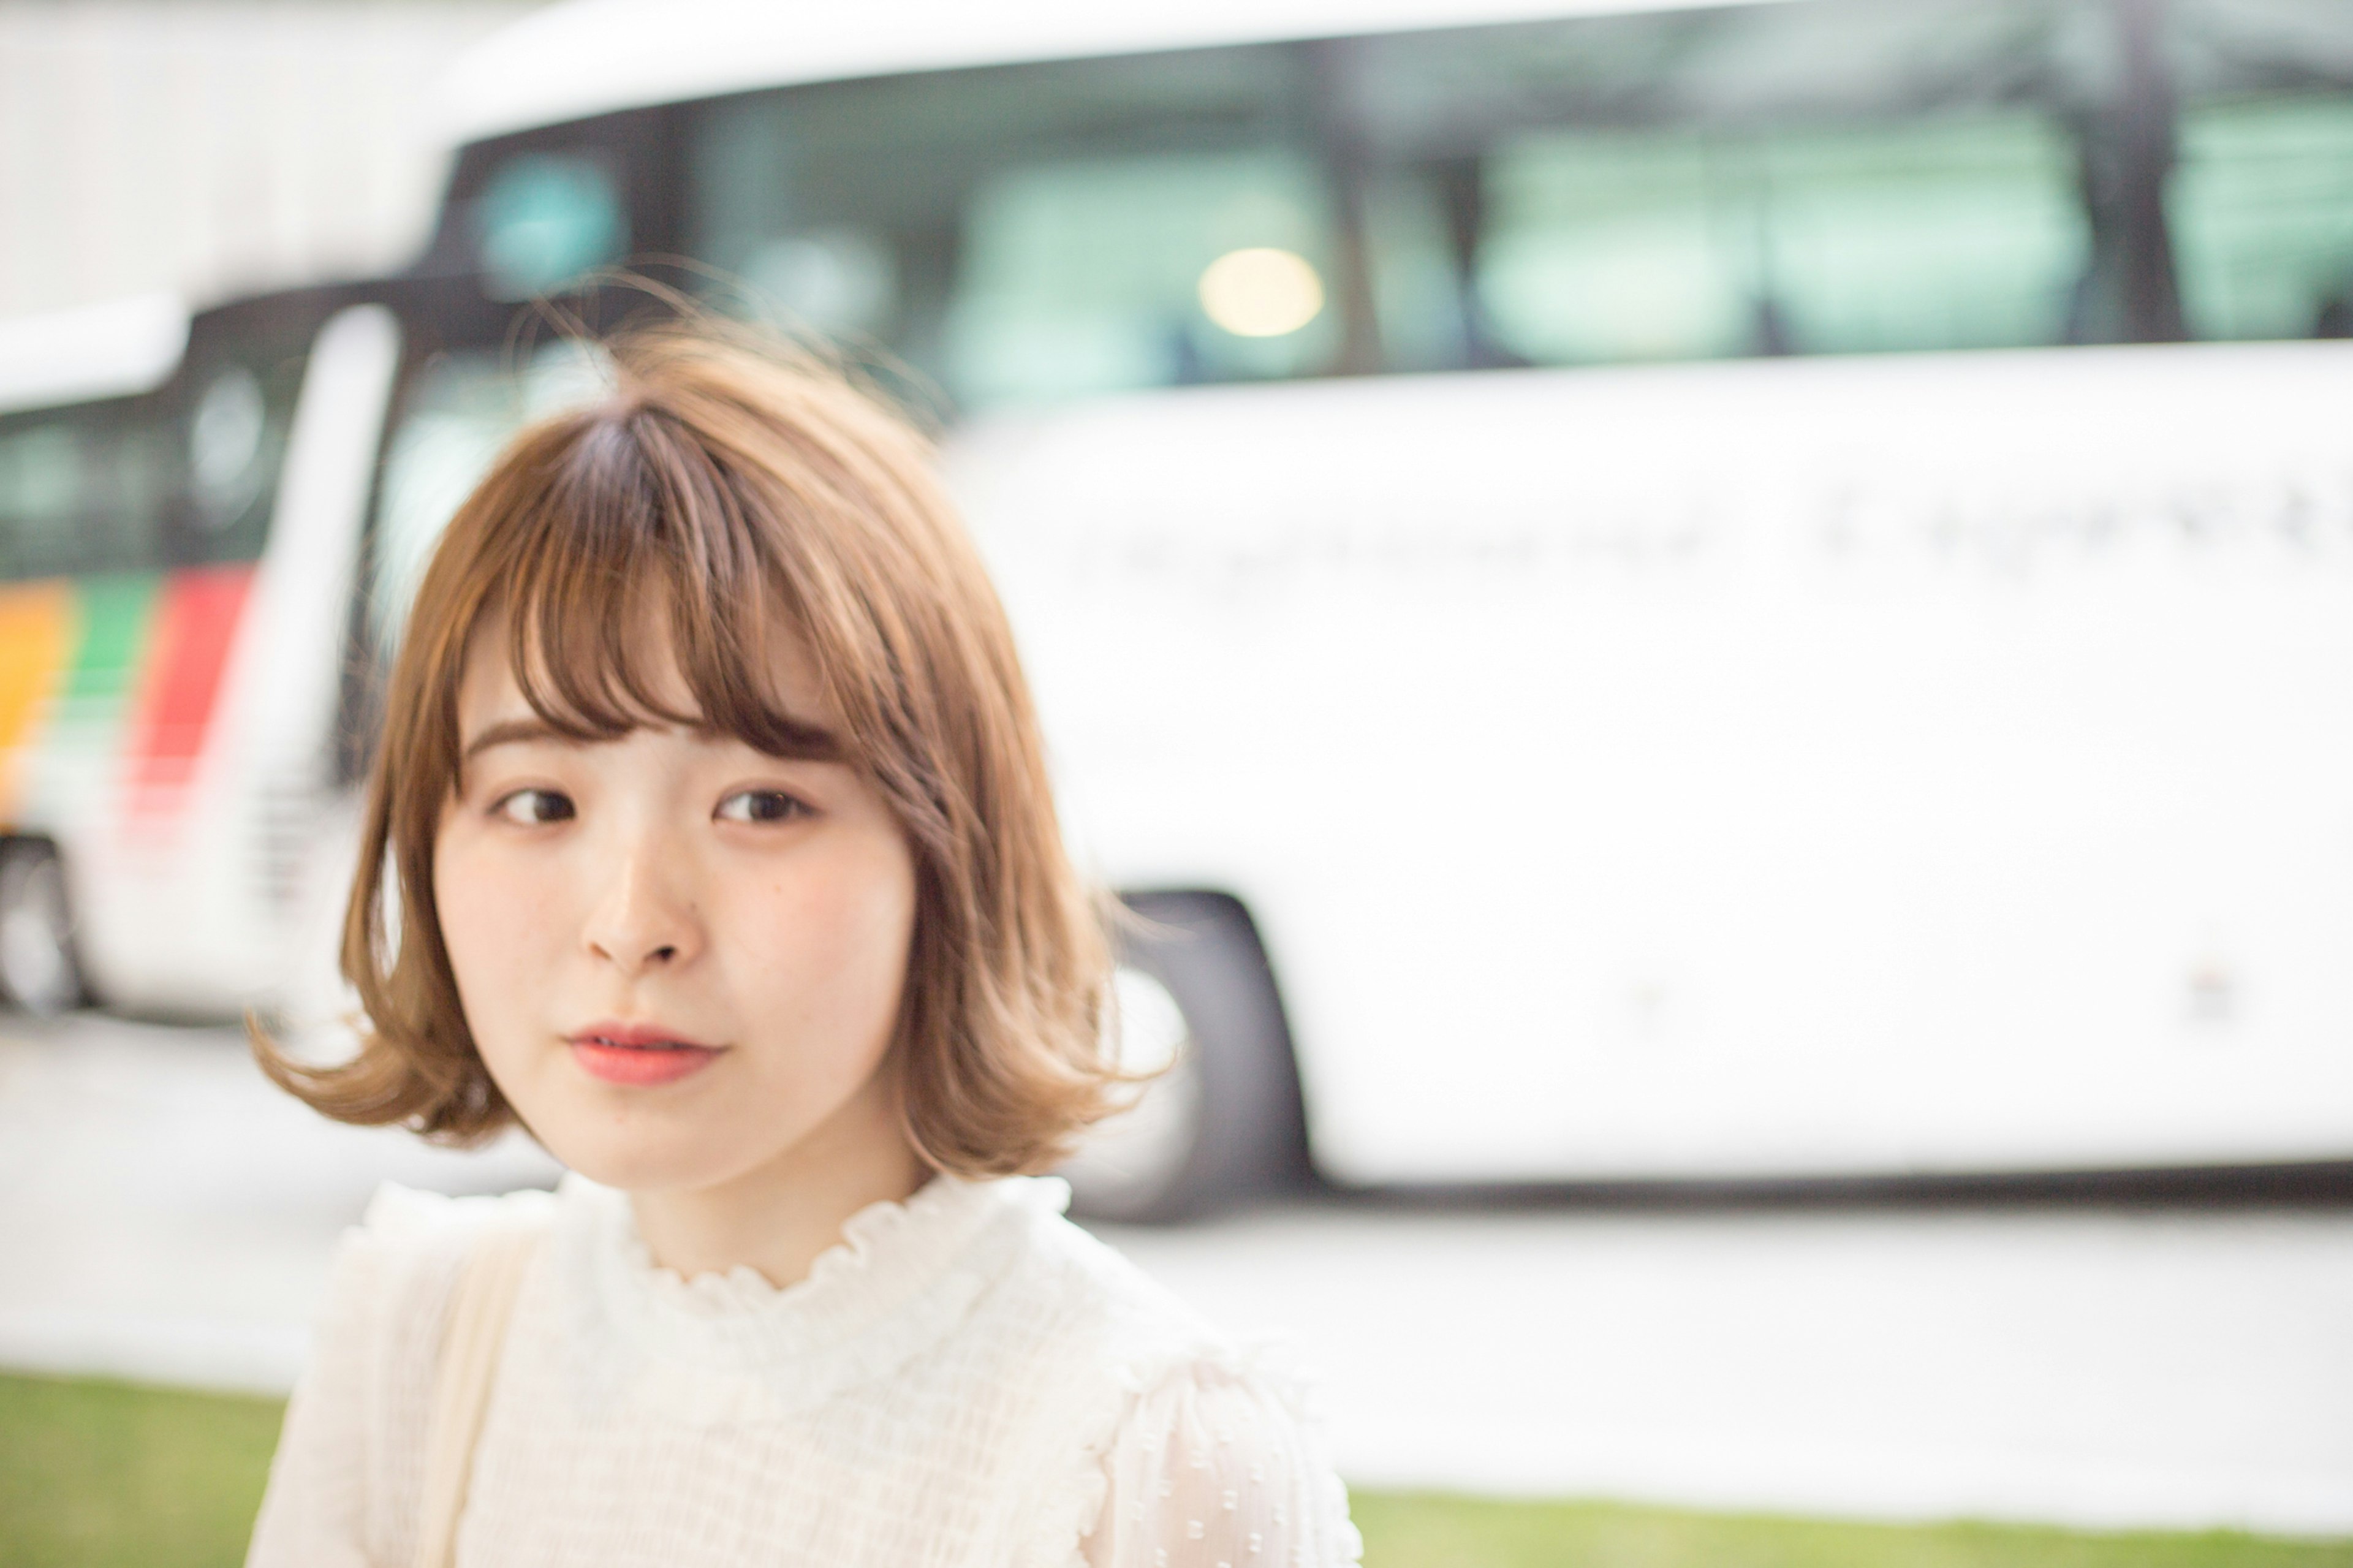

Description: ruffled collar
[548,1169,1070,1423]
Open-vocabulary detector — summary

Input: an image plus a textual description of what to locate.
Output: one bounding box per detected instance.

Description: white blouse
[246,1172,1362,1568]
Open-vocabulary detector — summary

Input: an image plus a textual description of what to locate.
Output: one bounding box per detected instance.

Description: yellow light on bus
[1197,248,1325,338]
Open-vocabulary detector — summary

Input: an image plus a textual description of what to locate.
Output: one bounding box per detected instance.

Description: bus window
[0,316,311,580]
[369,341,607,650]
[1746,121,2084,354]
[948,152,1338,403]
[161,335,311,571]
[2165,0,2353,342]
[476,153,628,301]
[187,367,269,532]
[2173,97,2353,340]
[0,418,103,580]
[687,47,1331,409]
[442,0,2353,388]
[1354,1,2104,367]
[0,400,178,581]
[1472,115,2083,363]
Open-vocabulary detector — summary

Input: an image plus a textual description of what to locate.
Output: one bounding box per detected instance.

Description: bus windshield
[438,0,2353,412]
[0,320,311,583]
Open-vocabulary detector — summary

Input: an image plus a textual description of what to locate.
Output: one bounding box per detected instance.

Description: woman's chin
[529,1117,748,1197]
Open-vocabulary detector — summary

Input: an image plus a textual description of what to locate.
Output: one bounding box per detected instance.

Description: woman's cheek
[828,839,918,1050]
[736,839,912,1050]
[435,832,544,1047]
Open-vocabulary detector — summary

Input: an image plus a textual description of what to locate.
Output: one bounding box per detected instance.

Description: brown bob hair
[256,324,1119,1176]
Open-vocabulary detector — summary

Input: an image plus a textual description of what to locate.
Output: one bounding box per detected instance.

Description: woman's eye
[716,790,808,825]
[493,788,575,825]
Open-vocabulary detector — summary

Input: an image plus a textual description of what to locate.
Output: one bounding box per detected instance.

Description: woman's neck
[626,1080,928,1289]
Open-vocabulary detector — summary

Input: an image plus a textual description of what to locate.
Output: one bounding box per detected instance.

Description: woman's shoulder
[317,1181,559,1346]
[972,1181,1333,1444]
[979,1179,1224,1365]
[339,1180,559,1269]
[973,1184,1363,1566]
[271,1179,563,1560]
[1088,1349,1364,1568]
[357,1179,561,1235]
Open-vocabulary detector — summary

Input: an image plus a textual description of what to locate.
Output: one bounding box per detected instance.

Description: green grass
[1351,1493,2353,1567]
[1,1373,2347,1568]
[0,1373,285,1568]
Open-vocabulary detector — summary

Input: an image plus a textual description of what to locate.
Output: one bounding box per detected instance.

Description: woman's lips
[566,1023,724,1086]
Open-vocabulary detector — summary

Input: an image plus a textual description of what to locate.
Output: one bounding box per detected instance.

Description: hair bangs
[486,403,844,766]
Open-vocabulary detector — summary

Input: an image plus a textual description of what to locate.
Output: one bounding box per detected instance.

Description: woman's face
[433,624,919,1197]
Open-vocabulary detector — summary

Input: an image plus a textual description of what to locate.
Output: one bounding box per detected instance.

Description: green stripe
[55,572,159,724]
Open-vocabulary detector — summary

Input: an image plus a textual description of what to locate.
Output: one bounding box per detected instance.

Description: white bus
[0,288,401,1018]
[7,0,2353,1216]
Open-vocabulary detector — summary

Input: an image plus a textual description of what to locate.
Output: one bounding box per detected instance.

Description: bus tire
[0,840,85,1016]
[1063,891,1311,1225]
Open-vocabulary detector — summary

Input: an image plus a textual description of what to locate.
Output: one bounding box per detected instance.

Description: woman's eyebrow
[460,714,847,764]
[460,717,570,764]
[697,716,846,762]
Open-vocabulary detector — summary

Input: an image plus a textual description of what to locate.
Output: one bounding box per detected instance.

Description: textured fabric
[247,1173,1361,1568]
[1084,1360,1357,1568]
[415,1221,540,1568]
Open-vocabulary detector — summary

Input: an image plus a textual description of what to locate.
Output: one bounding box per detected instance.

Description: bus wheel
[1063,892,1309,1224]
[0,841,85,1016]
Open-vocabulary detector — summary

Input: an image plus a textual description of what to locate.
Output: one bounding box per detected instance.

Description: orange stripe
[0,581,77,821]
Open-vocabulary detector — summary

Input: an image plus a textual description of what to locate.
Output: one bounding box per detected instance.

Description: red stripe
[125,564,254,814]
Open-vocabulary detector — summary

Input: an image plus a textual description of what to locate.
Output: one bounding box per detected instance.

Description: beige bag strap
[412,1224,540,1568]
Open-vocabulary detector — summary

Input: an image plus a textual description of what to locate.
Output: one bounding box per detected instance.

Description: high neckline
[602,1170,985,1308]
[548,1169,1071,1420]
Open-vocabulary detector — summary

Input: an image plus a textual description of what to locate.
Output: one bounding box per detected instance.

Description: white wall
[0,1,537,320]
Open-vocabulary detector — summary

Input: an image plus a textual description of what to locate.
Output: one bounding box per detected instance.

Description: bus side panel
[64,566,260,1010]
[955,342,2353,1185]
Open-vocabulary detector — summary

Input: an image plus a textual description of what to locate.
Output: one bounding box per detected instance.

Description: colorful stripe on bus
[0,564,256,830]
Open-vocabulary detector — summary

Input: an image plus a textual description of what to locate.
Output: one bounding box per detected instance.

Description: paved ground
[6,1016,2350,1537]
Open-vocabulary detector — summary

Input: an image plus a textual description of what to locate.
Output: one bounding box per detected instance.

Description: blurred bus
[10,0,2353,1216]
[0,289,400,1016]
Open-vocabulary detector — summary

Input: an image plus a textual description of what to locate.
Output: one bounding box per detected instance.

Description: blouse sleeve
[1083,1357,1362,1568]
[243,1226,381,1568]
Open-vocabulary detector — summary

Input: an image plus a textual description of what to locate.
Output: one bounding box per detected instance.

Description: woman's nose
[582,831,701,975]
